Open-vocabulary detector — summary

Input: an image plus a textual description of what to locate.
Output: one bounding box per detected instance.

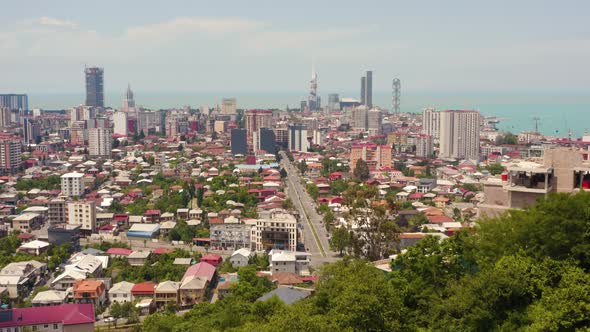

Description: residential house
[229,248,252,267]
[0,303,95,332]
[17,240,50,255]
[154,281,180,308]
[200,254,222,266]
[73,280,106,307]
[268,250,311,276]
[31,290,69,306]
[131,282,156,300]
[179,276,208,306]
[128,250,151,266]
[109,281,134,304]
[0,261,47,299]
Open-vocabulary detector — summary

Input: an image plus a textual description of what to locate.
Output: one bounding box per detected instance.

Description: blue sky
[0,0,589,94]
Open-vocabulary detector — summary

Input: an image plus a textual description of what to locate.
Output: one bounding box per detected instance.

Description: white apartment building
[268,250,311,276]
[113,111,128,136]
[221,98,237,115]
[422,107,440,139]
[67,201,96,233]
[88,127,112,157]
[252,209,297,252]
[351,105,368,130]
[439,110,480,161]
[61,172,84,197]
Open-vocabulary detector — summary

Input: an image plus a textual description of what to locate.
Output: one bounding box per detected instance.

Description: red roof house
[106,248,133,257]
[0,304,95,329]
[182,262,216,282]
[200,254,223,266]
[131,282,156,296]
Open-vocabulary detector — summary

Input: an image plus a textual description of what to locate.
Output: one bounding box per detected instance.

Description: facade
[0,260,47,299]
[154,281,180,308]
[288,124,308,152]
[210,223,252,250]
[67,201,97,233]
[253,209,297,251]
[244,110,272,144]
[88,127,112,157]
[179,276,208,306]
[221,98,237,115]
[61,172,84,197]
[230,248,252,267]
[350,143,393,171]
[439,110,480,160]
[109,281,135,304]
[268,250,311,276]
[422,107,440,139]
[230,128,248,155]
[0,139,21,174]
[254,127,276,154]
[48,198,67,225]
[113,111,128,136]
[367,108,382,135]
[0,304,95,332]
[85,66,104,108]
[0,108,11,128]
[73,280,106,307]
[351,106,368,131]
[415,134,434,158]
[0,94,28,111]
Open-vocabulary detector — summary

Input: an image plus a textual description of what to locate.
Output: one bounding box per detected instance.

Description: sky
[0,0,589,95]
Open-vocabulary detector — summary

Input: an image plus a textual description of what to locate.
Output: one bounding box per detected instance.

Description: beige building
[252,209,297,252]
[480,148,590,217]
[67,201,96,233]
[88,127,112,157]
[221,98,237,115]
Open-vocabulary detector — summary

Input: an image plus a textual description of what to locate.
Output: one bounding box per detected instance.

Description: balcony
[504,166,553,194]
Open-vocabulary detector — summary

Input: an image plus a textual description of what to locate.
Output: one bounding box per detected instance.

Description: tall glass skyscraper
[85,67,104,107]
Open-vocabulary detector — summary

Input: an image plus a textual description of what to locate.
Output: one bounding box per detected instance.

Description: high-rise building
[244,110,273,144]
[288,124,308,152]
[0,94,28,111]
[415,134,434,158]
[350,143,392,171]
[367,108,383,135]
[122,84,135,110]
[231,128,248,155]
[439,110,481,160]
[327,93,340,112]
[0,108,12,128]
[258,128,277,154]
[67,201,96,233]
[61,172,85,197]
[85,67,104,108]
[0,139,21,174]
[352,106,369,131]
[422,108,440,139]
[23,118,42,145]
[221,98,237,115]
[88,127,112,157]
[307,66,320,111]
[360,71,373,108]
[113,112,128,136]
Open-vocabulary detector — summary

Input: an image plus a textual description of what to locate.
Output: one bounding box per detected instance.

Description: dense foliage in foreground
[143,191,590,331]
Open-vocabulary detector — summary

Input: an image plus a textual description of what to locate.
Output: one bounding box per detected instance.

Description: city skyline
[0,1,589,94]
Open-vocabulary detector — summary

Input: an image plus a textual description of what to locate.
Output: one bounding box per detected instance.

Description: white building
[67,201,97,233]
[109,281,135,304]
[422,107,440,140]
[268,250,311,276]
[288,124,308,153]
[61,172,84,197]
[113,111,128,136]
[439,110,481,161]
[415,134,434,158]
[230,248,252,267]
[252,209,297,252]
[88,127,112,157]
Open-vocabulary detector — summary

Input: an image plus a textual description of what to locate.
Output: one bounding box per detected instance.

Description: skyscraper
[0,94,28,111]
[244,110,273,144]
[254,128,276,154]
[365,71,372,108]
[307,65,320,111]
[367,108,383,135]
[85,67,104,108]
[0,108,11,128]
[439,110,481,160]
[352,106,369,131]
[422,108,440,139]
[122,84,135,110]
[0,139,22,174]
[360,77,366,105]
[231,128,248,155]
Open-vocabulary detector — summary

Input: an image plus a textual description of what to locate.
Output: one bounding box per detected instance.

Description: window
[54,324,58,329]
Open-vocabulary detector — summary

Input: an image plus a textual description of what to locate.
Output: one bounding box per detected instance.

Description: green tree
[353,159,370,181]
[329,226,350,256]
[298,160,308,174]
[306,183,319,200]
[487,163,504,175]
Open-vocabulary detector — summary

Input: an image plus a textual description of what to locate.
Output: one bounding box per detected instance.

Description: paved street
[280,152,338,267]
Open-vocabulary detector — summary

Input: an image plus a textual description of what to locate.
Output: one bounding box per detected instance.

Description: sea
[28,91,590,137]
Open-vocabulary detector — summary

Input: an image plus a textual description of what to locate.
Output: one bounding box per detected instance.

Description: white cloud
[38,17,78,29]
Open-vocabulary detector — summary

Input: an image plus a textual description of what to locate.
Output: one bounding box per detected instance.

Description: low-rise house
[179,276,208,306]
[200,254,222,266]
[131,282,156,300]
[106,247,132,258]
[269,250,311,276]
[229,248,252,267]
[52,268,87,291]
[128,250,151,266]
[0,261,47,299]
[73,279,106,307]
[109,281,135,304]
[17,240,51,255]
[12,213,43,232]
[154,281,180,308]
[31,289,69,306]
[0,303,95,332]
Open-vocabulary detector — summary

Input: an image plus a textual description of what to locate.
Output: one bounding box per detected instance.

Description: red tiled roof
[131,282,156,295]
[182,262,216,282]
[152,247,175,255]
[0,304,95,328]
[106,248,132,256]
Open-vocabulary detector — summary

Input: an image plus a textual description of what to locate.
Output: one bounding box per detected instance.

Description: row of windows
[0,324,59,332]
